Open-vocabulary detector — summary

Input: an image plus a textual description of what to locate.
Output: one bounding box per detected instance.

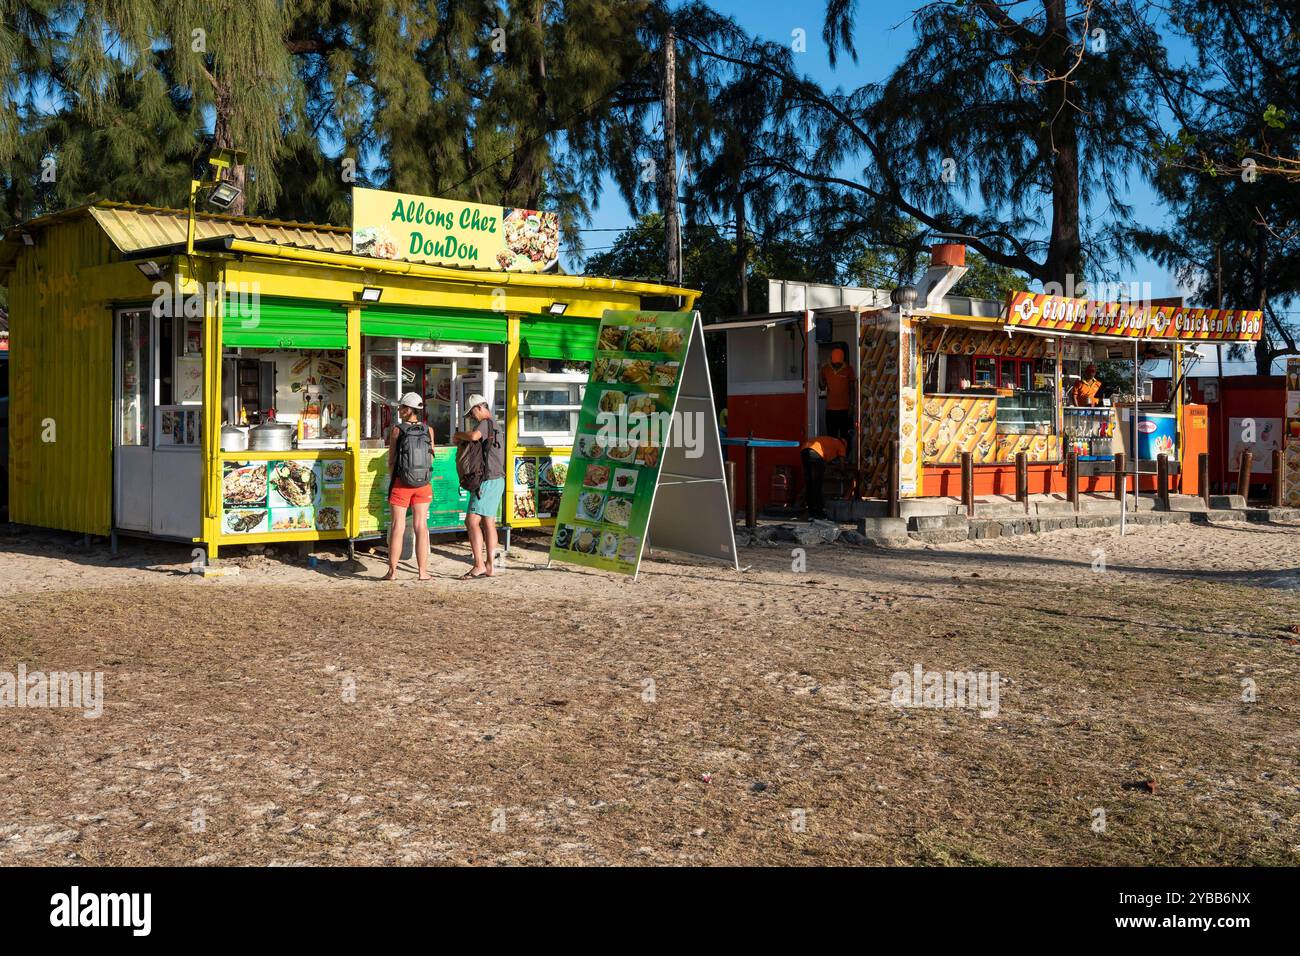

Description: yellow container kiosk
[1,198,696,558]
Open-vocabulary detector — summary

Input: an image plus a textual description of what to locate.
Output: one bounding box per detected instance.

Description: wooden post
[961,451,974,517]
[1015,452,1028,511]
[1067,450,1079,511]
[1198,452,1210,507]
[1113,452,1126,501]
[1237,450,1253,502]
[887,439,900,519]
[1271,450,1284,508]
[1156,453,1169,510]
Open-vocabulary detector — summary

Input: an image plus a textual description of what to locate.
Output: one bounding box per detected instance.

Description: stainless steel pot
[220,424,249,452]
[248,422,295,451]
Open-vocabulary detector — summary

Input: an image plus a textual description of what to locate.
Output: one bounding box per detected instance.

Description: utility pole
[662,24,681,285]
[735,189,748,315]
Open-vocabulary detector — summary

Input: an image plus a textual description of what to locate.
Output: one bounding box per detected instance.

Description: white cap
[397,391,423,409]
[464,393,489,422]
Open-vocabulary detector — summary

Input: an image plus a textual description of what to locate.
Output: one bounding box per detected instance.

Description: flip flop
[458,569,487,580]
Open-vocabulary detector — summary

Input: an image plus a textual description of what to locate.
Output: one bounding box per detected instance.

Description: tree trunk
[1041,0,1082,289]
[212,80,247,216]
[1253,225,1272,375]
[735,189,747,315]
[502,1,548,209]
[662,25,681,284]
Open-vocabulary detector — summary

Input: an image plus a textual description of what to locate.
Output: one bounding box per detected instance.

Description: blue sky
[573,0,1184,301]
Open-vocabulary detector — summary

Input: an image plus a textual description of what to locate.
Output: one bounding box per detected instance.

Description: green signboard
[548,310,695,574]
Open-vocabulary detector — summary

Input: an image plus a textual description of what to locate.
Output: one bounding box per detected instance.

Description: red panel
[725,393,806,514]
[1189,376,1285,491]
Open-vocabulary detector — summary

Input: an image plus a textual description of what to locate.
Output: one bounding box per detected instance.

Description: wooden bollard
[1113,452,1126,501]
[1272,449,1284,508]
[887,439,900,519]
[1067,451,1079,511]
[1198,452,1210,506]
[961,451,974,517]
[1015,452,1028,511]
[1156,453,1169,510]
[1237,450,1253,501]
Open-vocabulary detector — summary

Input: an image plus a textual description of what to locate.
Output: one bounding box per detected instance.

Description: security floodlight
[360,287,383,302]
[547,302,568,315]
[136,261,164,280]
[207,181,243,210]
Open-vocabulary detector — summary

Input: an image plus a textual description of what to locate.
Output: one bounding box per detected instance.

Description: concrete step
[1209,494,1247,510]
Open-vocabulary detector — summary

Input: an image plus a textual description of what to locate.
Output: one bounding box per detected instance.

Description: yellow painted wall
[5,220,158,535]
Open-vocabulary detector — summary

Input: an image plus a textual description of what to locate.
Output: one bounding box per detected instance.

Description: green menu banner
[548,310,693,573]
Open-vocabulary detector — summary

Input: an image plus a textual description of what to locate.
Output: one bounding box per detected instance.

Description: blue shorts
[468,477,504,518]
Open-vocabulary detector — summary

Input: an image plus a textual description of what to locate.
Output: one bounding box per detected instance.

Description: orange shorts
[388,481,432,508]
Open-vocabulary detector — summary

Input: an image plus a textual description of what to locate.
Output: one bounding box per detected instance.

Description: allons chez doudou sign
[351,186,560,273]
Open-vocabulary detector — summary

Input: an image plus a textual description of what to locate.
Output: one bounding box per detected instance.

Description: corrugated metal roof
[87,202,351,254]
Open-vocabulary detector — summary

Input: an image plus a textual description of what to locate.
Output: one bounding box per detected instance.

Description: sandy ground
[1,518,1298,866]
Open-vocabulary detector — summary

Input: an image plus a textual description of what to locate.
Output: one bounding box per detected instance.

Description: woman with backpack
[452,393,504,579]
[385,392,435,581]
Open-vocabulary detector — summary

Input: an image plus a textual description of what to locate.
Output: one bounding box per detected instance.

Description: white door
[114,309,153,531]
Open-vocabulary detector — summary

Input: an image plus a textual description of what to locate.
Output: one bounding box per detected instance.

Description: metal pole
[1067,450,1079,511]
[725,458,736,521]
[1199,452,1210,507]
[1237,449,1253,501]
[1157,453,1169,510]
[746,442,757,529]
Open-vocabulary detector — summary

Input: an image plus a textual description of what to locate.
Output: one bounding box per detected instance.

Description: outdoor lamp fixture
[206,180,243,210]
[19,232,34,246]
[187,146,248,255]
[136,260,164,281]
[547,301,568,315]
[359,286,383,303]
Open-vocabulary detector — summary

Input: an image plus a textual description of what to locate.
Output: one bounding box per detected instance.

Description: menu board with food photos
[549,309,736,576]
[511,454,569,522]
[220,457,347,537]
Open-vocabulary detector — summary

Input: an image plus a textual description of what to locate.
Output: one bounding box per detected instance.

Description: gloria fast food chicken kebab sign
[1006,291,1263,341]
[352,186,560,272]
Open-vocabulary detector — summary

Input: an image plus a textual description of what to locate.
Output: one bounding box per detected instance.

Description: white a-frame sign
[549,310,739,578]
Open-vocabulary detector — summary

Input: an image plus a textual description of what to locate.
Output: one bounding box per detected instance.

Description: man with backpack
[385,392,434,581]
[452,393,504,579]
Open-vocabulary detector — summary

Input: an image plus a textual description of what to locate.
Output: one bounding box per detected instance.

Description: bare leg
[412,500,431,580]
[386,505,407,580]
[484,518,499,575]
[466,513,487,574]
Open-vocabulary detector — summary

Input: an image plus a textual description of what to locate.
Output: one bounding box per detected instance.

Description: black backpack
[456,418,499,494]
[393,421,432,486]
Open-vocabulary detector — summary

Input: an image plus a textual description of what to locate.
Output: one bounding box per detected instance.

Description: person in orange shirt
[819,347,854,442]
[800,434,848,520]
[1073,364,1102,406]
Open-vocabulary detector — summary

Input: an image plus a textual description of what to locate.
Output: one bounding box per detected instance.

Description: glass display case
[1063,406,1115,459]
[996,390,1054,434]
[516,371,586,445]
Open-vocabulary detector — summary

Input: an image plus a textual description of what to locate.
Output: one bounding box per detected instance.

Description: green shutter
[360,306,506,344]
[520,315,599,361]
[223,297,347,349]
